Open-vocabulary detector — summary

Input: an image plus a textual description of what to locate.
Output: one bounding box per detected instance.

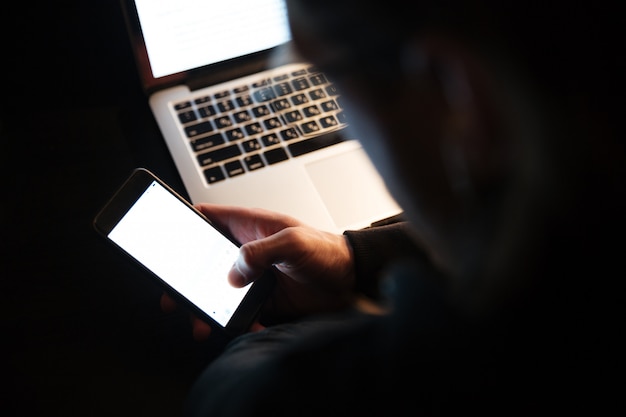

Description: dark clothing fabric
[344,222,425,301]
[185,263,447,417]
[184,222,613,416]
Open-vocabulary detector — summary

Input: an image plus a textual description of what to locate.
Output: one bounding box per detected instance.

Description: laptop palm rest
[305,148,400,231]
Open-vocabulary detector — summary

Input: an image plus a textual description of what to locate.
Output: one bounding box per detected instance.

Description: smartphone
[93,168,274,337]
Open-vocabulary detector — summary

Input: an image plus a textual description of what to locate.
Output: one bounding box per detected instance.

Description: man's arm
[344,222,427,301]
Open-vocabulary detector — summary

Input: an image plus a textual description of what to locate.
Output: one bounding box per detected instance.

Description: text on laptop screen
[134,0,291,79]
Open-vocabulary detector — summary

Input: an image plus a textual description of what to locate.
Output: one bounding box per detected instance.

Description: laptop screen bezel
[119,0,293,94]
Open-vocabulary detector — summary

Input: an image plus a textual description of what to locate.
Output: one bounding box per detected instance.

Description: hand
[161,204,356,340]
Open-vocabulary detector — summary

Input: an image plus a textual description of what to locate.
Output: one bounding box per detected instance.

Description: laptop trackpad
[305,148,398,230]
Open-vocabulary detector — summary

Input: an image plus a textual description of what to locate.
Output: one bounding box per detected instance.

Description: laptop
[120,0,401,234]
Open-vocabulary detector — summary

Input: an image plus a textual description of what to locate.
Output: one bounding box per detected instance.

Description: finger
[249,321,266,333]
[228,247,262,287]
[191,315,212,341]
[228,239,279,287]
[227,227,305,287]
[160,292,177,312]
[194,203,303,244]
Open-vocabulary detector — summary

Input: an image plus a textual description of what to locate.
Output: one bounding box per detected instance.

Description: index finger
[160,292,177,312]
[194,203,304,244]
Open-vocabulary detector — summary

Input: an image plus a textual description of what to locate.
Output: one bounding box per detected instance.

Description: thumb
[228,240,273,287]
[228,230,297,287]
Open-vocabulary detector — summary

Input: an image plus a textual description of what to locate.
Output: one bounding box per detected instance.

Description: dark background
[2,2,226,415]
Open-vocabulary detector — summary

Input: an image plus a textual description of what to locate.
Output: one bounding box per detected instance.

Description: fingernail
[231,255,251,287]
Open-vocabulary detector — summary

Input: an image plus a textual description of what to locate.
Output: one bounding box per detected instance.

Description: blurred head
[285,0,625,305]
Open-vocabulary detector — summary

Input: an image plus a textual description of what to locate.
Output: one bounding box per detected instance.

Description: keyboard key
[233,110,252,123]
[245,122,264,136]
[321,100,339,112]
[225,128,245,141]
[309,88,327,101]
[242,139,262,153]
[264,147,289,165]
[263,117,282,130]
[253,87,276,102]
[252,79,269,88]
[301,121,320,134]
[309,74,327,85]
[244,154,265,171]
[272,98,291,111]
[291,94,309,106]
[194,96,211,104]
[203,166,225,184]
[303,105,321,118]
[252,105,271,117]
[280,127,300,141]
[214,90,229,99]
[185,121,213,138]
[325,85,339,96]
[217,99,235,113]
[198,104,216,118]
[233,85,249,94]
[225,160,245,177]
[178,110,197,124]
[291,69,307,76]
[174,101,192,110]
[273,82,293,96]
[190,133,225,152]
[288,131,344,157]
[236,94,253,107]
[285,110,303,123]
[291,77,310,91]
[214,115,233,129]
[320,115,339,129]
[261,133,280,147]
[197,144,241,166]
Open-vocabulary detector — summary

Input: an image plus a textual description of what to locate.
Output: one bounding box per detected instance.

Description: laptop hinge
[186,59,273,92]
[186,43,299,92]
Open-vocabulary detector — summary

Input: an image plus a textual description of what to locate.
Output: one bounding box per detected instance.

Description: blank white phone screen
[108,181,247,327]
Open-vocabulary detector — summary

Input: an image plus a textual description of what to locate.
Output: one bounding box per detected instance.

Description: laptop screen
[134,0,291,79]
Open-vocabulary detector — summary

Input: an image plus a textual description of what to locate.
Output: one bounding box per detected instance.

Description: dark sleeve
[343,222,426,300]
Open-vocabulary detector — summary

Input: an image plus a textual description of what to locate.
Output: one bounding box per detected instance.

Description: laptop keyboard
[172,64,348,185]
